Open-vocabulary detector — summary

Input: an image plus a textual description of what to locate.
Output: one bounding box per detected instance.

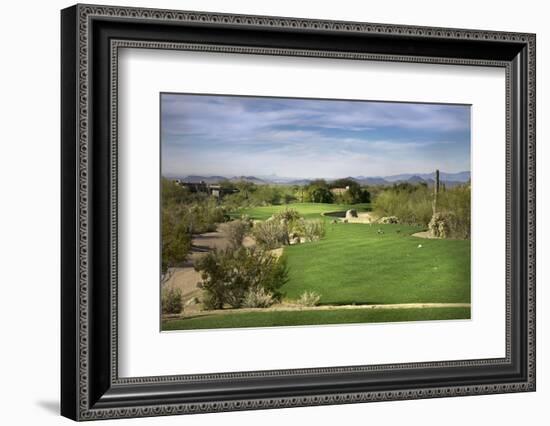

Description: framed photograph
[61,4,536,421]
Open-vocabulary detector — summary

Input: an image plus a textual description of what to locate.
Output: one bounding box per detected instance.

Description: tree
[305,179,334,203]
[330,178,370,204]
[161,177,191,207]
[234,180,256,200]
[161,208,192,281]
[309,186,334,203]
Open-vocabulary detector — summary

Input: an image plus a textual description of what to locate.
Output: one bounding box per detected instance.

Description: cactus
[432,169,440,215]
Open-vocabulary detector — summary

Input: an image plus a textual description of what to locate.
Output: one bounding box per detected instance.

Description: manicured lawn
[231,202,371,220]
[165,202,471,331]
[282,222,470,305]
[162,307,470,330]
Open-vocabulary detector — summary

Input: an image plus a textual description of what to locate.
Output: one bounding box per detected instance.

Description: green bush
[161,287,183,314]
[195,247,289,309]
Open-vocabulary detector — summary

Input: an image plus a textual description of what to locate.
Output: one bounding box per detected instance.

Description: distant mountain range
[169,171,470,187]
[179,175,268,185]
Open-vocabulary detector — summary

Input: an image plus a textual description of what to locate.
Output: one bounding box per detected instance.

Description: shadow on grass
[163,313,217,322]
[317,301,384,306]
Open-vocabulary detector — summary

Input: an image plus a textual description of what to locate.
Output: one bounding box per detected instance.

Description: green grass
[282,222,470,305]
[166,202,471,331]
[231,202,371,220]
[162,307,470,330]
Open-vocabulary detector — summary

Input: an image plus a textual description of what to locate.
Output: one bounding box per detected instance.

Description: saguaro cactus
[432,169,440,215]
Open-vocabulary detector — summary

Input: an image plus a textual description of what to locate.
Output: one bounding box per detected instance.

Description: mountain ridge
[168,171,470,187]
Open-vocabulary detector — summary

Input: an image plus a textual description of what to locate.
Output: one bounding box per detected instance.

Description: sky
[161,93,470,179]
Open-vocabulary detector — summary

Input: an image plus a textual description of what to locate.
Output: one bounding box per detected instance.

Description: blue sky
[161,93,470,179]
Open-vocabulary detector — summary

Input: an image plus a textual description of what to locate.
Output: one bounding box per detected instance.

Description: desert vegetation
[195,247,289,310]
[373,179,470,239]
[160,171,471,331]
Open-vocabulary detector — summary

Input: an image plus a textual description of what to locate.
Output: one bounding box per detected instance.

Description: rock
[290,236,301,245]
[185,297,199,306]
[345,209,358,219]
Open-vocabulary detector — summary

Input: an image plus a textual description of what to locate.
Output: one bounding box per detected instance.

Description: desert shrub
[221,183,298,208]
[252,211,326,249]
[429,212,453,238]
[187,200,226,233]
[299,219,326,242]
[161,178,193,207]
[297,290,321,307]
[222,191,253,210]
[437,185,470,239]
[252,219,289,249]
[428,211,468,239]
[200,292,221,311]
[272,208,301,223]
[161,287,183,314]
[225,219,252,248]
[378,216,399,224]
[253,185,283,206]
[195,247,289,309]
[374,183,470,237]
[241,287,275,308]
[161,209,192,276]
[374,185,433,226]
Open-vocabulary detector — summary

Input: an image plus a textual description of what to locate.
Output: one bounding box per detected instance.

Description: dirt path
[163,223,255,301]
[166,302,471,319]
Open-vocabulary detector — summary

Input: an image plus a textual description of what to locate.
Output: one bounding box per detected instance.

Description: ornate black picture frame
[61,4,536,421]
